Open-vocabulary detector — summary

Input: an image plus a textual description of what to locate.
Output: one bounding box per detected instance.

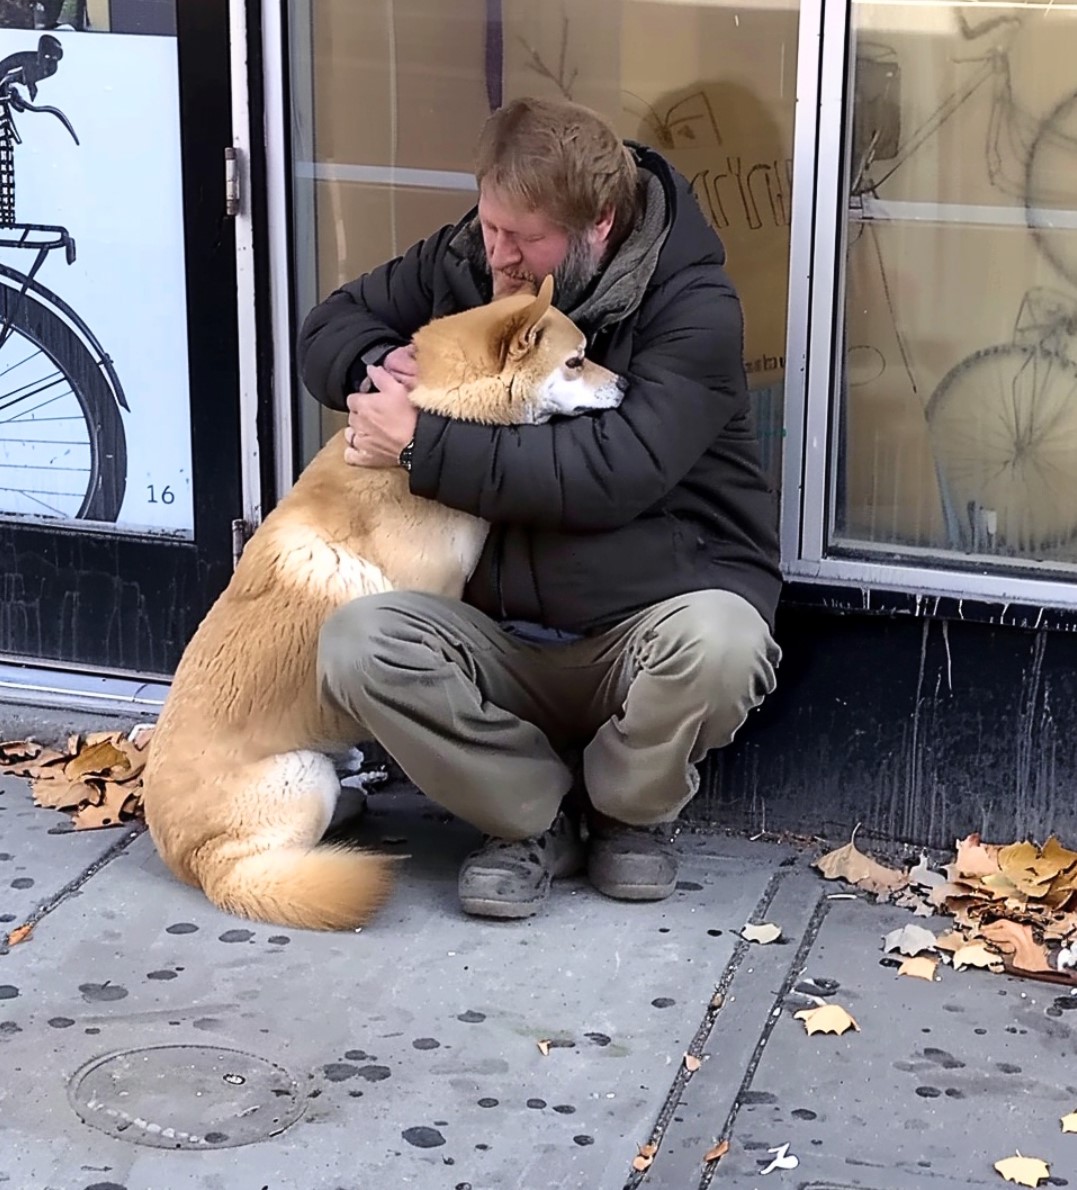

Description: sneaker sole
[459,895,546,920]
[590,879,677,902]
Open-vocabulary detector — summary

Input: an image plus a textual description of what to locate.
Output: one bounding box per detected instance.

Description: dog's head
[411,276,627,426]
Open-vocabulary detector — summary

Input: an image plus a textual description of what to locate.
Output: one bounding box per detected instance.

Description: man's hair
[475,97,639,244]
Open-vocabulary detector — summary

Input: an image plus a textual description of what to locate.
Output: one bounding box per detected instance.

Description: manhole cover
[68,1044,305,1149]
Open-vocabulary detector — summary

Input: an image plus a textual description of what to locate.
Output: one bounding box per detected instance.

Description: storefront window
[287,0,799,484]
[836,2,1077,574]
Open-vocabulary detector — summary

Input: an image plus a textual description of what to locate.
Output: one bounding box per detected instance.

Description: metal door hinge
[232,517,253,569]
[225,146,240,217]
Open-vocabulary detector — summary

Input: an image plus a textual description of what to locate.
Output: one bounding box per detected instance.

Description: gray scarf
[450,167,670,337]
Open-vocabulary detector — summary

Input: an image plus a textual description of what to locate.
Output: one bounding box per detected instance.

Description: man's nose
[488,233,520,269]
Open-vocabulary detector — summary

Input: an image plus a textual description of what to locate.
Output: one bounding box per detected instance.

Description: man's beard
[488,232,601,310]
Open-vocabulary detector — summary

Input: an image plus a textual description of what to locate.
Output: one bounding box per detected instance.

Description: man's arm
[297,226,453,411]
[408,275,748,532]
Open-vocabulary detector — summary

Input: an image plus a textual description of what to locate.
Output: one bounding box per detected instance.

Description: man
[297,96,782,920]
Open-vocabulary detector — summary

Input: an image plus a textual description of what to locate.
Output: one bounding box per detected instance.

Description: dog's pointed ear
[499,275,555,365]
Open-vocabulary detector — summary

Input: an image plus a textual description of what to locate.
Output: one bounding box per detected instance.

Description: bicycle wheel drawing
[0,264,127,522]
[1026,88,1077,290]
[927,344,1077,553]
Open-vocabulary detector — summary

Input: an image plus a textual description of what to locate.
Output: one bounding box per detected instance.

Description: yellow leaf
[813,830,907,895]
[994,1153,1050,1186]
[953,942,1004,972]
[703,1139,729,1163]
[1061,1110,1077,1133]
[741,922,781,944]
[898,956,938,981]
[794,1004,859,1035]
[934,930,968,952]
[683,1053,701,1072]
[536,1040,550,1056]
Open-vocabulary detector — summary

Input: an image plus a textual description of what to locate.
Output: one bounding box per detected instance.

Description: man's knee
[645,590,780,702]
[318,591,428,687]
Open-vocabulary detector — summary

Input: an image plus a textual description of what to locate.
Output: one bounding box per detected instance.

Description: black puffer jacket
[297,145,782,634]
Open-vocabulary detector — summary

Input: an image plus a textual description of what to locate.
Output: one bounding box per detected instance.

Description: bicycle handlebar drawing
[0,34,129,525]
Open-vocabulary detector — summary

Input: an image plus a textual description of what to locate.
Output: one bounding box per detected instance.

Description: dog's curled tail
[200,845,397,931]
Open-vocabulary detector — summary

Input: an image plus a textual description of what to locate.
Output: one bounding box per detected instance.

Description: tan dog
[141,277,625,930]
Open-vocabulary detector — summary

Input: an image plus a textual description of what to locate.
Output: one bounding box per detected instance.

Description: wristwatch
[398,438,416,472]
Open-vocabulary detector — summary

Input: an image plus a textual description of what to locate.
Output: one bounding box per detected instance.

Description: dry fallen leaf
[899,955,939,981]
[935,930,968,953]
[979,919,1052,973]
[63,736,130,782]
[794,1004,859,1036]
[703,1139,729,1164]
[954,942,1005,972]
[6,923,33,946]
[883,923,939,956]
[683,1053,701,1072]
[994,1153,1051,1187]
[1060,1110,1077,1133]
[813,829,907,895]
[955,833,1002,878]
[536,1040,550,1057]
[741,922,781,945]
[632,1143,658,1172]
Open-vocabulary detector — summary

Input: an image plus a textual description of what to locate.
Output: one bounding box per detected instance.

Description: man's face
[478,185,609,304]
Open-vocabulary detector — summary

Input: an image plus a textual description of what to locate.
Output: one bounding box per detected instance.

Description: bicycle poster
[0,8,194,538]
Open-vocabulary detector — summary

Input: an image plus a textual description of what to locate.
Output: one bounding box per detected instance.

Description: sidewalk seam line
[1,825,145,954]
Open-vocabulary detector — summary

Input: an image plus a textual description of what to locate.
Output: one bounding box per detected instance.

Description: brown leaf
[6,923,33,945]
[934,930,969,952]
[898,956,939,981]
[632,1142,658,1171]
[794,1004,859,1035]
[0,738,41,765]
[31,773,100,811]
[703,1139,729,1164]
[813,830,907,895]
[979,919,1052,973]
[954,833,1001,878]
[72,781,131,830]
[683,1053,701,1072]
[63,736,130,782]
[0,739,67,778]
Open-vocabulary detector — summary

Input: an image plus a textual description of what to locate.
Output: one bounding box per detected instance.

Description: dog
[141,276,626,930]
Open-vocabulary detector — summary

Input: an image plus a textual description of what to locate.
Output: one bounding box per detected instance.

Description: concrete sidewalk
[1,707,1076,1190]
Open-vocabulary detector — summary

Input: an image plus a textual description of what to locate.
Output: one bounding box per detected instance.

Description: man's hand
[344,364,420,468]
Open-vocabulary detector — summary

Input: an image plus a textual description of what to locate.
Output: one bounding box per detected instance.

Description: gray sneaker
[458,811,585,919]
[587,822,679,901]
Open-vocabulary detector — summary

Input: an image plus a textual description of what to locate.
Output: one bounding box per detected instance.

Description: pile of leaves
[0,727,153,830]
[814,827,1077,986]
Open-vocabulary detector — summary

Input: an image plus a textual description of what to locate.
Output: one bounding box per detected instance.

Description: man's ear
[498,274,554,364]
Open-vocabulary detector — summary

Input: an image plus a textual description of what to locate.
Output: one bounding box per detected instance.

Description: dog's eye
[566,357,584,370]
